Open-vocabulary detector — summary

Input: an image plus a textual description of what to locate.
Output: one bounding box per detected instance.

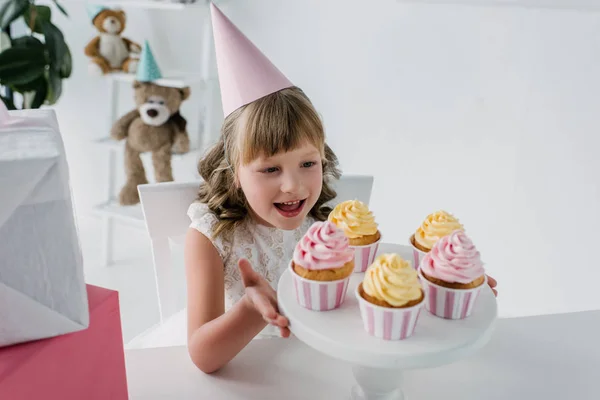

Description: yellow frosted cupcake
[328,200,381,246]
[358,254,424,308]
[411,210,464,253]
[355,254,425,340]
[329,200,382,273]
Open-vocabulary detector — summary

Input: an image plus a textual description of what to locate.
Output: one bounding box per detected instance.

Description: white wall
[50,0,599,318]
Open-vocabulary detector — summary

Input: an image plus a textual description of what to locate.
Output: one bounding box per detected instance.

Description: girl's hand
[487,275,498,297]
[238,258,291,338]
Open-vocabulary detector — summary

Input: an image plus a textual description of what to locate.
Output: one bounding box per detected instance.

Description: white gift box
[0,105,89,347]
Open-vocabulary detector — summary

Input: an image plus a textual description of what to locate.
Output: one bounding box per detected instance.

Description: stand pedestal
[350,366,405,400]
[277,243,497,399]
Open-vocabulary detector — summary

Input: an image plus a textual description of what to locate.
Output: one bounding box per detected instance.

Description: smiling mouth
[274,199,306,217]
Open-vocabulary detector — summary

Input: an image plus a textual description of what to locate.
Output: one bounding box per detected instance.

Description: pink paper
[0,284,128,399]
[350,240,381,273]
[290,263,350,311]
[418,269,485,320]
[409,235,428,270]
[356,287,424,340]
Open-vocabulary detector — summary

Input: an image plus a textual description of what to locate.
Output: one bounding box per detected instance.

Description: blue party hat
[136,41,163,82]
[86,4,106,22]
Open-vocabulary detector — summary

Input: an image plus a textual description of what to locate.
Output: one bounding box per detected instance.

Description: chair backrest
[138,180,201,242]
[137,174,374,323]
[327,174,374,209]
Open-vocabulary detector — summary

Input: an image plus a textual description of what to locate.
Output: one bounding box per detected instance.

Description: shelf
[396,0,600,11]
[85,0,210,11]
[105,72,208,88]
[93,200,145,222]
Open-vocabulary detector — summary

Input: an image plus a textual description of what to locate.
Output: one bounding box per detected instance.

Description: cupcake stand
[277,243,497,400]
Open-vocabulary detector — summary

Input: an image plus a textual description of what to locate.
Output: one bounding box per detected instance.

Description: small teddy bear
[110,81,191,205]
[84,7,141,75]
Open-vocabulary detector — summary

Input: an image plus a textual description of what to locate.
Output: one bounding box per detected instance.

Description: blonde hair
[197,86,341,239]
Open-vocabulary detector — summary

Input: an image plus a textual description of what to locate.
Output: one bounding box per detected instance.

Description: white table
[125,310,600,399]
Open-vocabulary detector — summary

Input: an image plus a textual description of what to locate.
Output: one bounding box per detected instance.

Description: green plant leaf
[1,95,16,110]
[0,47,46,85]
[30,75,48,108]
[41,21,68,72]
[0,0,30,31]
[59,45,72,78]
[10,35,45,51]
[11,72,45,92]
[52,0,68,18]
[23,4,52,34]
[46,68,62,105]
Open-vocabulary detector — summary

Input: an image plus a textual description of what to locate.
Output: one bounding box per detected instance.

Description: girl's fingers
[265,313,289,327]
[279,327,291,338]
[252,293,277,320]
[492,288,498,297]
[487,275,497,288]
[271,314,289,328]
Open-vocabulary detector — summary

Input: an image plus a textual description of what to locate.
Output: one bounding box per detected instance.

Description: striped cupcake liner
[355,287,425,340]
[289,263,351,311]
[417,268,486,320]
[350,239,381,273]
[409,234,428,270]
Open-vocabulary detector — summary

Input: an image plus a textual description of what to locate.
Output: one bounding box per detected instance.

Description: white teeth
[281,200,300,205]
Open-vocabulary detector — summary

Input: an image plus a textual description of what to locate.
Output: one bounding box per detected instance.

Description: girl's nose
[281,172,301,194]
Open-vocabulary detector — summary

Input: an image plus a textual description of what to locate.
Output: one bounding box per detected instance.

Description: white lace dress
[187,201,314,337]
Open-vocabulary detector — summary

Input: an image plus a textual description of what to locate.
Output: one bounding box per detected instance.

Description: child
[184,4,498,374]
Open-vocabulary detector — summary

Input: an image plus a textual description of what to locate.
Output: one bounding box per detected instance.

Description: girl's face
[237,141,323,230]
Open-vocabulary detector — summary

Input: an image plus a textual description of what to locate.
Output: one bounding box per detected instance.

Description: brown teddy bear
[84,8,141,75]
[110,81,191,205]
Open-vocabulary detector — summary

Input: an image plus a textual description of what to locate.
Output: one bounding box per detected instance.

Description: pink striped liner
[350,239,381,273]
[355,286,425,340]
[289,263,351,311]
[409,235,428,270]
[417,268,486,320]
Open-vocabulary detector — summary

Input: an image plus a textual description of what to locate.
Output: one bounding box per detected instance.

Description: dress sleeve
[187,201,226,260]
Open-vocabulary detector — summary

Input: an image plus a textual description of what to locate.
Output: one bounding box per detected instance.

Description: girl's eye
[302,161,316,168]
[263,167,279,174]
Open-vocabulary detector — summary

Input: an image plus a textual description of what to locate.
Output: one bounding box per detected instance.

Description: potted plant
[0,0,71,110]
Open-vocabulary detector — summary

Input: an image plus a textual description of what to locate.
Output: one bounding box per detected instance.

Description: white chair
[130,175,374,349]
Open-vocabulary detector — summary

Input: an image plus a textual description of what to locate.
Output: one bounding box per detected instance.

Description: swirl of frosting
[420,230,485,284]
[363,254,422,307]
[293,221,354,270]
[328,200,378,239]
[415,210,464,250]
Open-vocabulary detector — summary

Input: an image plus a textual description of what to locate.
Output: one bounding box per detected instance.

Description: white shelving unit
[95,0,210,10]
[92,0,222,266]
[396,0,600,11]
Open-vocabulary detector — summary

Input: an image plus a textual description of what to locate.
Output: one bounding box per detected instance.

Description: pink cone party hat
[210,3,293,117]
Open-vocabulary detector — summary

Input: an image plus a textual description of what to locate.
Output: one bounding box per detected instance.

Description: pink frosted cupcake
[418,230,487,320]
[290,221,355,311]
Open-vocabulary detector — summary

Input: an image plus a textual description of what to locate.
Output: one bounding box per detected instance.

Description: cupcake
[328,200,382,273]
[355,254,425,340]
[418,230,486,320]
[290,221,355,311]
[410,210,464,269]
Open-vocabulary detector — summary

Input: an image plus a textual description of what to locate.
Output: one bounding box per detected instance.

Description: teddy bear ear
[117,9,126,20]
[179,87,191,100]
